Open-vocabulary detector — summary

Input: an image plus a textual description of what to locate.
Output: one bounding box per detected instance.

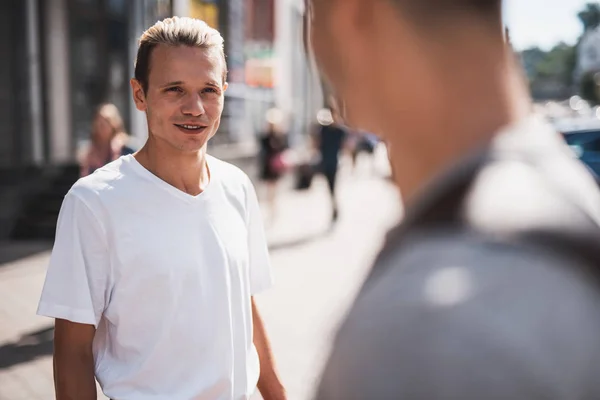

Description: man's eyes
[165,87,218,94]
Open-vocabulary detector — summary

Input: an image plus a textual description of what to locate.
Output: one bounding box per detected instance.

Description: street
[0,156,401,400]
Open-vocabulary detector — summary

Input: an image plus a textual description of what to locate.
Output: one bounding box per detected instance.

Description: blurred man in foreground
[308,0,600,398]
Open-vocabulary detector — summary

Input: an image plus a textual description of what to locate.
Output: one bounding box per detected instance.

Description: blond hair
[93,103,127,143]
[134,17,227,93]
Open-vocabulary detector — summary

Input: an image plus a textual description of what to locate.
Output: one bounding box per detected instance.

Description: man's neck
[384,41,531,207]
[135,138,210,196]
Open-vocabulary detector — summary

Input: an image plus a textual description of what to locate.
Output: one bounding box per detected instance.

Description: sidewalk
[0,248,60,399]
[0,151,395,400]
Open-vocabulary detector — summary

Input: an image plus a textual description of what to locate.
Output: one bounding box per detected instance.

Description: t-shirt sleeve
[245,177,274,294]
[37,192,111,328]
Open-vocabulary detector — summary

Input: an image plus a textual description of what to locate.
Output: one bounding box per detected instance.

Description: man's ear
[130,78,147,111]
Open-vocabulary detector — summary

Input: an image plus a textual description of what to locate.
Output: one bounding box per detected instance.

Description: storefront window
[190,0,219,29]
[68,0,130,142]
[143,0,172,27]
[0,1,31,167]
[68,0,172,144]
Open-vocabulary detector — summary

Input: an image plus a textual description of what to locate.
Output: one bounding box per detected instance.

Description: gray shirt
[316,117,600,399]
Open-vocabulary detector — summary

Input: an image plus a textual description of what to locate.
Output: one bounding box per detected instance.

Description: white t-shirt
[37,154,273,400]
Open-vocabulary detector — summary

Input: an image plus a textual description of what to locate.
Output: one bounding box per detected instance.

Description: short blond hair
[134,17,227,93]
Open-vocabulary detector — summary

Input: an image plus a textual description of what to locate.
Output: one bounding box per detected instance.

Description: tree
[538,43,576,86]
[580,71,600,104]
[564,45,577,87]
[520,47,547,80]
[523,43,576,83]
[578,2,600,32]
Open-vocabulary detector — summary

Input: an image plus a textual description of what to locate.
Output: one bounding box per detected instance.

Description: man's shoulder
[318,233,600,398]
[356,231,600,347]
[69,157,131,205]
[463,152,600,237]
[367,231,596,300]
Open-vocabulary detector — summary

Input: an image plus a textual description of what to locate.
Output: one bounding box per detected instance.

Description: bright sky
[503,0,594,50]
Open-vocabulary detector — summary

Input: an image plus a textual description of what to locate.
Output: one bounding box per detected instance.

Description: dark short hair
[390,0,502,26]
[134,17,227,94]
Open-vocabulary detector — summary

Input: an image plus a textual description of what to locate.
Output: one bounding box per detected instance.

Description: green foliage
[520,2,600,99]
[520,43,577,98]
[520,47,547,79]
[534,43,576,83]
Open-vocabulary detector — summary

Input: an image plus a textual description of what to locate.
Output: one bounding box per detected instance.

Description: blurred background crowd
[2,0,600,239]
[1,0,387,239]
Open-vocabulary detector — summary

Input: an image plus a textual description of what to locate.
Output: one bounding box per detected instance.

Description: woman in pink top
[80,103,134,177]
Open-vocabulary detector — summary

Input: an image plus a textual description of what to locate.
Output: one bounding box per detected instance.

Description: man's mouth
[174,124,208,133]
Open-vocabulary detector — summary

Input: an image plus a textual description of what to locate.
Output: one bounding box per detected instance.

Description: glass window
[0,1,31,167]
[68,0,131,143]
[143,0,172,27]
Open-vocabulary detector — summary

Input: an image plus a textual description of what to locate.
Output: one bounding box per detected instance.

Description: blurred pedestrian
[259,108,289,224]
[79,102,134,177]
[308,0,600,398]
[313,107,347,225]
[38,17,285,400]
[349,130,380,174]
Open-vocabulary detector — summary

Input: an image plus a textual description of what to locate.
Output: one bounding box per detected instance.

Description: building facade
[1,0,322,239]
[0,0,172,171]
[179,0,323,149]
[274,0,323,146]
[1,0,321,171]
[1,0,172,239]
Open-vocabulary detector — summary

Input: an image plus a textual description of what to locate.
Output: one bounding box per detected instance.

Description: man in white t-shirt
[38,17,286,400]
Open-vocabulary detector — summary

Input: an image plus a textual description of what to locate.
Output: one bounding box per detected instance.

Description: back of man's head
[308,0,508,126]
[389,0,502,25]
[307,0,531,202]
[310,0,503,32]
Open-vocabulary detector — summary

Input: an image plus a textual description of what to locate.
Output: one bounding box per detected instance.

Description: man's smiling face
[131,44,228,153]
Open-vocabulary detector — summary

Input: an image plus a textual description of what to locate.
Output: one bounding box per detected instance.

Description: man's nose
[181,93,205,117]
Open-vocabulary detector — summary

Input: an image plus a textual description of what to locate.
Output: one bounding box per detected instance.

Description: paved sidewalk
[0,153,398,400]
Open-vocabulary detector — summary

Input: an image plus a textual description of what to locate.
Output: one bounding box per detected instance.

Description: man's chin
[176,139,210,153]
[160,136,208,153]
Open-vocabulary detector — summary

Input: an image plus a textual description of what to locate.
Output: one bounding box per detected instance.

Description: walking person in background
[38,17,285,400]
[312,107,347,225]
[259,108,289,224]
[349,130,380,174]
[308,0,600,398]
[79,103,134,177]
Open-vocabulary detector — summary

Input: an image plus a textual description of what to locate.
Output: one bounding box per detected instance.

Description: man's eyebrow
[159,81,221,88]
[160,81,184,88]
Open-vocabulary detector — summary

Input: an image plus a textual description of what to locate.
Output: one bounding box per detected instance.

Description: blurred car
[561,128,600,180]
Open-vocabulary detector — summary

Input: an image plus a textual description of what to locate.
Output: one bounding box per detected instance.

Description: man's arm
[53,319,97,400]
[252,298,286,400]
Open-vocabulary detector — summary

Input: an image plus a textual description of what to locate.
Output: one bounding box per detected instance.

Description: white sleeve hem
[37,302,98,328]
[251,276,275,295]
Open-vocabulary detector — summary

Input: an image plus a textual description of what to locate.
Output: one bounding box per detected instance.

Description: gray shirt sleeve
[315,235,600,400]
